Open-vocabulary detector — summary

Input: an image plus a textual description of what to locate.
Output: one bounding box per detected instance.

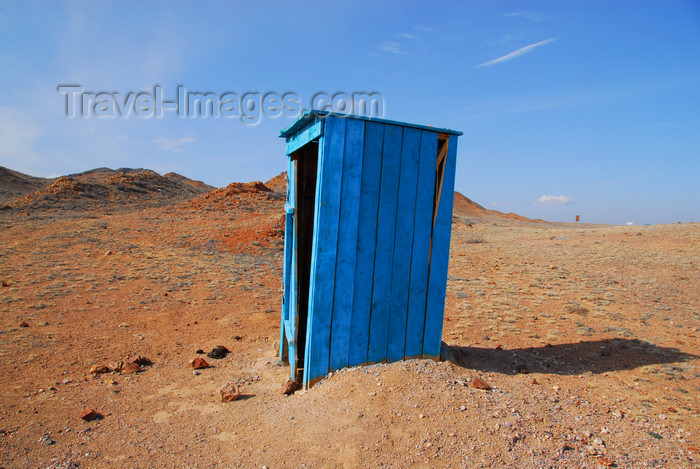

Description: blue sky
[1,1,698,224]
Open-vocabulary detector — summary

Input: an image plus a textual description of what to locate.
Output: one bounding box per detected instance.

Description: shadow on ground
[441,338,698,375]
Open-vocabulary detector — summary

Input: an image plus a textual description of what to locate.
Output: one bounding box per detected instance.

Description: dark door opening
[291,141,318,380]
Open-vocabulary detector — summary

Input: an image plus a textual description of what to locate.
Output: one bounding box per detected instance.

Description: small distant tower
[576,215,580,223]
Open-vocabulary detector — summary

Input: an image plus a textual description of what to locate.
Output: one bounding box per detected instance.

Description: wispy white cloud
[534,195,574,206]
[503,11,553,22]
[153,134,195,153]
[476,38,557,68]
[376,41,407,55]
[397,32,418,40]
[413,25,434,33]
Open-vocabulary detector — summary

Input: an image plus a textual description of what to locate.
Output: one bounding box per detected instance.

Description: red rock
[597,457,614,466]
[126,355,151,366]
[89,364,111,375]
[189,358,209,369]
[120,362,141,374]
[219,382,240,402]
[1,280,9,287]
[281,378,298,395]
[79,408,102,421]
[471,377,491,390]
[19,321,29,328]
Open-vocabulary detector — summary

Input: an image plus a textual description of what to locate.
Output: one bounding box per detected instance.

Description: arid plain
[0,167,698,468]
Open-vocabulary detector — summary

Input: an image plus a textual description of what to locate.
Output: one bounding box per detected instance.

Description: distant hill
[453,192,543,222]
[0,166,52,203]
[1,167,214,212]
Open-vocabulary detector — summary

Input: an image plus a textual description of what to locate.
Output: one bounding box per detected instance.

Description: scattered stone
[38,434,55,445]
[233,335,242,341]
[126,355,151,366]
[105,250,112,256]
[19,321,29,328]
[89,364,111,375]
[1,280,9,287]
[193,370,200,376]
[281,378,298,395]
[612,410,623,419]
[195,349,204,354]
[120,362,141,374]
[531,378,539,385]
[109,361,124,372]
[219,382,240,402]
[598,457,615,466]
[79,408,103,422]
[471,377,491,390]
[189,358,209,369]
[593,437,605,446]
[207,345,230,359]
[648,431,663,439]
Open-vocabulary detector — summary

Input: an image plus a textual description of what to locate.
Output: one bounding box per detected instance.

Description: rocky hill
[1,167,214,213]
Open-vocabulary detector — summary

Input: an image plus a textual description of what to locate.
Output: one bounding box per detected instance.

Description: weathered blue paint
[287,161,298,373]
[279,167,293,363]
[348,121,384,367]
[303,116,345,387]
[279,112,461,389]
[329,118,365,371]
[286,118,323,155]
[423,135,459,359]
[386,127,421,362]
[404,131,438,358]
[367,124,404,364]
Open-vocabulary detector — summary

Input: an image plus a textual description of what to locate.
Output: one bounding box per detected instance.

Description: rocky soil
[0,170,697,468]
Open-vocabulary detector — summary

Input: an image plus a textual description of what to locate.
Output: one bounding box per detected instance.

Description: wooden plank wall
[300,116,458,388]
[423,135,459,359]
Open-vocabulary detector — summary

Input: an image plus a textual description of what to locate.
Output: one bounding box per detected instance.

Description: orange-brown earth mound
[2,168,213,213]
[0,167,697,468]
[453,192,546,223]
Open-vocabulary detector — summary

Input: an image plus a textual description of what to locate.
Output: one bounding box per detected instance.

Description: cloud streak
[376,40,407,55]
[503,11,553,22]
[534,195,574,206]
[153,134,195,153]
[477,38,557,68]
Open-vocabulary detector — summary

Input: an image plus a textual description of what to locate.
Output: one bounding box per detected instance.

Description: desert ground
[0,167,698,468]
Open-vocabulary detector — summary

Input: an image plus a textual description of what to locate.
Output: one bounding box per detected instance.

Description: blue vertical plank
[405,131,438,358]
[367,124,403,364]
[303,116,345,388]
[423,135,459,359]
[329,119,365,371]
[287,161,298,376]
[280,167,293,364]
[386,127,421,362]
[348,122,384,366]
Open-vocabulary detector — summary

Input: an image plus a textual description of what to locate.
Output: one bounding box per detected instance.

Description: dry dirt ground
[0,174,698,468]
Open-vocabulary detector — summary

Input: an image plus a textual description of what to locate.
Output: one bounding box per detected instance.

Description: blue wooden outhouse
[278,111,462,389]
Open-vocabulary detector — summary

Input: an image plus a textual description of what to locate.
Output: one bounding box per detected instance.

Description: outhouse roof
[279,110,463,139]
